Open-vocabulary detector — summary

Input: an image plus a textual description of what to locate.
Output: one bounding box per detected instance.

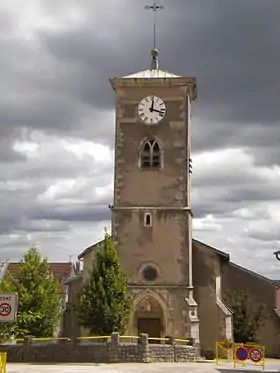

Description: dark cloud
[1,0,280,155]
[31,204,110,223]
[35,0,280,165]
[0,0,279,278]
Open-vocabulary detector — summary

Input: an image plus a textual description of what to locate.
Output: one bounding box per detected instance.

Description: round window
[142,266,158,282]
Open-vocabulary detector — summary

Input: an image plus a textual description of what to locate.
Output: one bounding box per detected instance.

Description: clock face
[137,96,166,124]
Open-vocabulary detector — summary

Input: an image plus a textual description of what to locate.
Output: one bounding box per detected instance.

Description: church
[63,24,280,358]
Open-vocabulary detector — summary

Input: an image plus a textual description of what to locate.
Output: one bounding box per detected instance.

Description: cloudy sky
[1,0,280,279]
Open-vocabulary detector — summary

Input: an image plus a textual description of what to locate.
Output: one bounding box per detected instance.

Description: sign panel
[249,347,263,363]
[236,346,248,361]
[0,293,18,322]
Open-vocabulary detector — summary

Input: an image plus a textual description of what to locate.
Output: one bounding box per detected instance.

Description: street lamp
[274,250,280,261]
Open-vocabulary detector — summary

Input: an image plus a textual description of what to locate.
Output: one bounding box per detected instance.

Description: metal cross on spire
[145,2,164,70]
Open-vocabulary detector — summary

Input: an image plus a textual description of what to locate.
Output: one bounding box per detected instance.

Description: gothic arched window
[140,139,161,169]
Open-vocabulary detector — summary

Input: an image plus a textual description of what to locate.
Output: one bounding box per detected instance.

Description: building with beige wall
[65,50,280,357]
[74,237,280,356]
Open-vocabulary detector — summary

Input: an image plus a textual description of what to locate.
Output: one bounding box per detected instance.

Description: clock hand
[152,108,165,114]
[149,97,155,112]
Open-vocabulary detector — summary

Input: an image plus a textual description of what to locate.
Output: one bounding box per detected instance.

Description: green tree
[224,290,265,343]
[76,232,131,335]
[0,247,62,340]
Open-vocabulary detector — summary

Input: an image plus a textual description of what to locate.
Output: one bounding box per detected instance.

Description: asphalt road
[5,360,280,373]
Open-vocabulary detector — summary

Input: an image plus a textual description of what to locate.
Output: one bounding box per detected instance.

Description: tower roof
[122,68,180,79]
[110,73,197,102]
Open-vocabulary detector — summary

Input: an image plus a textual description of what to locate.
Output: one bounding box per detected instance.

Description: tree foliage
[76,232,131,335]
[0,247,62,340]
[224,290,265,343]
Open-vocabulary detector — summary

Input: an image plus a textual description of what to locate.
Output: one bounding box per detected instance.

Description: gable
[78,237,230,261]
[78,237,274,285]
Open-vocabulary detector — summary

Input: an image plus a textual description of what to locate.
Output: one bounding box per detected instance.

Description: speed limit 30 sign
[0,303,11,317]
[0,294,18,322]
[249,347,263,363]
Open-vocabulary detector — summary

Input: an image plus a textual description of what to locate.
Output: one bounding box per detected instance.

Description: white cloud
[61,140,112,164]
[13,141,39,155]
[193,215,223,232]
[37,180,77,203]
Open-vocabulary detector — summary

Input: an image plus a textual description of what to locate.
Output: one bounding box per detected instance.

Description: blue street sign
[236,346,248,361]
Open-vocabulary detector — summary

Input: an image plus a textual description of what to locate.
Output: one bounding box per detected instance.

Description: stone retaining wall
[0,332,196,363]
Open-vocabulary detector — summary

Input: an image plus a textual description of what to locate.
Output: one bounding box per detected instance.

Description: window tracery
[140,139,161,168]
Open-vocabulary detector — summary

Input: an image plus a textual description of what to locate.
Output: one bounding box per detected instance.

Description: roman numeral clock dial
[137,95,166,124]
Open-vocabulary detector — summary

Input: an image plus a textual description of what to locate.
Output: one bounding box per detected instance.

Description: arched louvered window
[141,139,161,169]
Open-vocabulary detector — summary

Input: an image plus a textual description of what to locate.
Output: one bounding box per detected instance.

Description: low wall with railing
[0,332,196,363]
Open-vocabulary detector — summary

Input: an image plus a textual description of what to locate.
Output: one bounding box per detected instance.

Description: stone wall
[0,332,196,364]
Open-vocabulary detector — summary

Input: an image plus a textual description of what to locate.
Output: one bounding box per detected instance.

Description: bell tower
[109,3,200,344]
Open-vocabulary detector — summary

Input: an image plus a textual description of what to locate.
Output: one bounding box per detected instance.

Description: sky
[0,0,280,279]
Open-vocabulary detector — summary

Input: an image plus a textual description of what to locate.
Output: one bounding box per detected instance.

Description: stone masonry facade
[109,76,199,342]
[0,332,196,363]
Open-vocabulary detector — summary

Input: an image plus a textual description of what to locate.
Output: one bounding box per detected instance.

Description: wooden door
[137,318,161,343]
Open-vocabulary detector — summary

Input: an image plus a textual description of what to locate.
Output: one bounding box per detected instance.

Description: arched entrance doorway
[135,296,164,341]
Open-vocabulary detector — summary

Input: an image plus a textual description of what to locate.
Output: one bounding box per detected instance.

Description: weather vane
[145,2,165,69]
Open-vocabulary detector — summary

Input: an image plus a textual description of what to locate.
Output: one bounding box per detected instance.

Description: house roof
[229,262,274,284]
[192,239,230,260]
[77,239,105,260]
[5,262,73,282]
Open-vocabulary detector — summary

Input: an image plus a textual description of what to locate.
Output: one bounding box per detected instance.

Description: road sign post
[0,293,18,322]
[0,352,7,373]
[234,343,265,370]
[234,345,247,368]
